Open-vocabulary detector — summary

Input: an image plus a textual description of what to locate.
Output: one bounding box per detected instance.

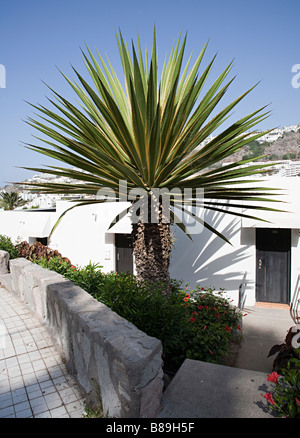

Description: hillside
[2,128,300,192]
[222,129,300,163]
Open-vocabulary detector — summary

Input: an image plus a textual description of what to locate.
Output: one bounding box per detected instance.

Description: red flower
[198,305,203,310]
[237,325,242,331]
[266,371,280,384]
[184,293,190,302]
[263,392,275,405]
[295,397,300,408]
[215,313,220,318]
[191,311,197,316]
[189,317,196,323]
[225,326,231,332]
[209,349,213,355]
[202,325,207,331]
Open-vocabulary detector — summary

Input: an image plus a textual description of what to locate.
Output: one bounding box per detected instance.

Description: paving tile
[57,387,78,402]
[32,359,45,372]
[31,403,49,416]
[8,365,22,378]
[23,373,38,386]
[39,380,56,392]
[36,371,51,384]
[65,400,84,414]
[6,357,18,367]
[26,383,40,394]
[34,410,52,418]
[3,412,16,418]
[0,392,13,409]
[30,397,49,415]
[50,405,68,418]
[21,362,35,375]
[45,394,63,410]
[28,395,47,408]
[15,408,33,418]
[28,351,42,361]
[0,286,86,418]
[12,389,28,405]
[9,375,24,390]
[15,345,27,355]
[17,353,31,364]
[27,388,44,400]
[0,405,15,417]
[14,400,31,414]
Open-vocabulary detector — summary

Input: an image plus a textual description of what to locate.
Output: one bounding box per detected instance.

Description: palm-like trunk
[131,196,172,287]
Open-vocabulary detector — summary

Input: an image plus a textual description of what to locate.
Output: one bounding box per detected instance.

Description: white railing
[238,272,247,310]
[290,274,300,327]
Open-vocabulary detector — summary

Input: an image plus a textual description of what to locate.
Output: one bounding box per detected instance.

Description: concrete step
[156,359,274,418]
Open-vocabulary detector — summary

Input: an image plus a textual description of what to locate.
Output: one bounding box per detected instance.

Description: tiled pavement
[0,285,86,418]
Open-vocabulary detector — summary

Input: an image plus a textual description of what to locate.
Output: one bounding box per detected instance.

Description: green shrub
[263,354,300,418]
[0,235,19,259]
[176,286,242,365]
[33,256,242,371]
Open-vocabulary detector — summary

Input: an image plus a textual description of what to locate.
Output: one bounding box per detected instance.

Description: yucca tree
[21,29,281,286]
[0,191,27,210]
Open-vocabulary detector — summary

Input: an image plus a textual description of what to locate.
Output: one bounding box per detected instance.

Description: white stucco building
[0,176,300,308]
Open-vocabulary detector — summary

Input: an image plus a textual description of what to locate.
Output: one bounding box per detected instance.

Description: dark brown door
[115,234,133,274]
[256,228,291,304]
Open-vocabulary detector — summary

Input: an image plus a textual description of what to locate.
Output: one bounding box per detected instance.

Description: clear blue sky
[0,0,299,187]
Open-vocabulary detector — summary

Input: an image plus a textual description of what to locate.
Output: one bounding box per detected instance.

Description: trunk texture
[131,196,172,286]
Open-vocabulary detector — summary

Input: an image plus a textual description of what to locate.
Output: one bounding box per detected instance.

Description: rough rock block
[0,250,9,274]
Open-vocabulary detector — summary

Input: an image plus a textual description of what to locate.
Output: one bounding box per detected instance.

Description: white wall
[170,209,256,305]
[170,177,300,306]
[0,210,55,243]
[49,201,132,270]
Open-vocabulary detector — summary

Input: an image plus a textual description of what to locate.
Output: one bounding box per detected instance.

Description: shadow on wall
[170,206,253,294]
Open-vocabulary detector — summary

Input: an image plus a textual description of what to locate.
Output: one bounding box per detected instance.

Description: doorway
[115,234,134,274]
[256,228,291,304]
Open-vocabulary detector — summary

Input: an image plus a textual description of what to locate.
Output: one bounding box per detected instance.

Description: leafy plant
[36,255,76,275]
[262,354,300,418]
[0,234,19,259]
[267,326,300,373]
[17,241,67,262]
[173,286,242,366]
